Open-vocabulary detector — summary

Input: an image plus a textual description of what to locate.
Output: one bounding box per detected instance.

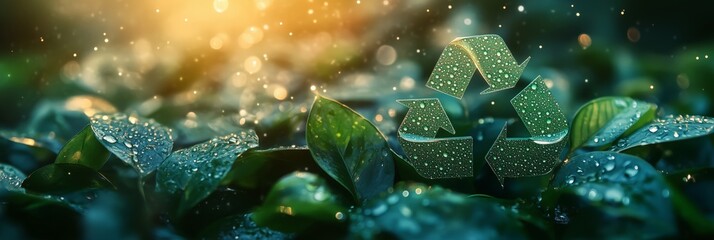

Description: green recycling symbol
[397,34,569,185]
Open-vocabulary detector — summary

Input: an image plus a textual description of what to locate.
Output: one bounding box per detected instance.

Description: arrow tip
[486,123,509,187]
[518,56,531,72]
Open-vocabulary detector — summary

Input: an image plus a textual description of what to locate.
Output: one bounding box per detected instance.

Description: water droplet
[314,191,327,201]
[102,135,117,143]
[603,162,615,171]
[624,165,639,178]
[566,175,575,185]
[648,126,659,133]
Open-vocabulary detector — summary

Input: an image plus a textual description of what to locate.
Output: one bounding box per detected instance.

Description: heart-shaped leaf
[21,163,115,195]
[306,95,394,203]
[90,113,173,176]
[611,115,714,152]
[55,125,110,170]
[350,182,527,239]
[155,131,258,215]
[0,163,26,192]
[545,152,676,238]
[252,172,349,233]
[570,97,656,151]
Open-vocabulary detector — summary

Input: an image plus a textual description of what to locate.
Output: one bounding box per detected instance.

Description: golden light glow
[64,95,117,117]
[578,33,592,49]
[244,56,262,74]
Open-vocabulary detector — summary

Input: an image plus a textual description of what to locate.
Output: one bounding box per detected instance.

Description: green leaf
[222,147,323,190]
[156,131,258,215]
[252,172,349,233]
[197,214,292,240]
[306,95,395,203]
[350,183,527,239]
[0,191,82,239]
[611,115,714,152]
[664,168,714,235]
[570,97,656,151]
[55,125,110,170]
[175,188,263,237]
[90,113,173,176]
[21,163,115,195]
[546,152,676,239]
[1,163,26,192]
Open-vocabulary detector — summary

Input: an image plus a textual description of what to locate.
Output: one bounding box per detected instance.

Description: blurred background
[2,0,714,189]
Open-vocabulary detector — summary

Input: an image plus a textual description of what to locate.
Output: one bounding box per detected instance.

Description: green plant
[3,34,714,239]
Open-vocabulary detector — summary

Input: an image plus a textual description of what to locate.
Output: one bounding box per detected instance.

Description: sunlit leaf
[55,125,110,170]
[21,163,115,195]
[156,131,258,215]
[0,130,64,154]
[90,113,173,176]
[570,97,656,150]
[252,172,349,233]
[426,34,530,98]
[0,163,26,192]
[197,214,293,240]
[545,152,676,238]
[350,183,527,239]
[611,115,714,152]
[306,95,394,203]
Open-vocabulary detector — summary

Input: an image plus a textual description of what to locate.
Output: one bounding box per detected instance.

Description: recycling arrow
[485,76,569,185]
[426,34,530,99]
[398,34,568,184]
[397,99,473,179]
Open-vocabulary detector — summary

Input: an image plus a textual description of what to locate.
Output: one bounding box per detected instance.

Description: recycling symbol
[397,34,569,185]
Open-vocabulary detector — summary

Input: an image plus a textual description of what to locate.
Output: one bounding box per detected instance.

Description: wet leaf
[156,131,258,215]
[90,113,173,176]
[176,187,263,237]
[55,125,110,170]
[306,95,394,203]
[252,172,349,233]
[570,97,656,151]
[21,163,115,195]
[350,183,527,239]
[0,191,82,239]
[611,115,714,152]
[221,147,323,190]
[0,130,65,154]
[426,34,530,98]
[0,163,26,192]
[197,214,293,240]
[546,152,676,239]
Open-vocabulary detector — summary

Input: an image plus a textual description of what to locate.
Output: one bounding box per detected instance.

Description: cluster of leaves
[2,94,714,239]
